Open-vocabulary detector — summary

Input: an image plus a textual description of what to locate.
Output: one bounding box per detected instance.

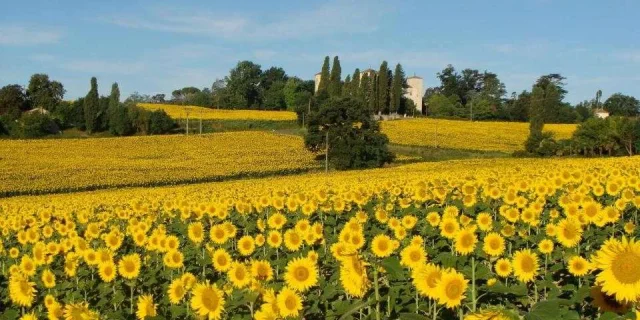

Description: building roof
[407,76,423,79]
[594,108,609,114]
[361,68,376,73]
[315,72,321,76]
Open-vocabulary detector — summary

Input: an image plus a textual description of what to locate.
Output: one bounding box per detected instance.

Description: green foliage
[0,84,30,120]
[377,61,390,114]
[12,111,60,138]
[328,56,342,97]
[304,96,394,170]
[352,68,362,99]
[604,93,640,117]
[84,77,100,133]
[427,93,464,117]
[26,73,64,111]
[317,56,331,97]
[225,61,263,108]
[391,64,405,114]
[148,110,177,134]
[262,81,286,110]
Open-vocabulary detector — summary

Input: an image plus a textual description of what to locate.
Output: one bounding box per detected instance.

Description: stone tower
[314,73,322,93]
[404,76,424,113]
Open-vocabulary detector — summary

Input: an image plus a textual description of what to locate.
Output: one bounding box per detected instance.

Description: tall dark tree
[343,75,352,97]
[390,63,405,114]
[108,83,120,117]
[328,56,342,97]
[0,84,30,120]
[377,61,390,113]
[604,93,639,117]
[352,68,361,99]
[26,74,64,111]
[84,77,100,133]
[304,96,394,170]
[316,56,331,96]
[260,67,288,92]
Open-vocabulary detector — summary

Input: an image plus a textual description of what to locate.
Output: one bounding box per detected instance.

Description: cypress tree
[328,56,342,97]
[352,69,361,99]
[107,83,120,123]
[343,75,351,96]
[316,56,331,96]
[369,72,377,112]
[391,63,405,114]
[84,77,99,133]
[377,61,389,114]
[361,72,371,110]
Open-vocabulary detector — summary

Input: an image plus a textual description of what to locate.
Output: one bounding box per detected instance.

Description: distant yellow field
[0,131,317,196]
[381,118,577,152]
[138,103,297,121]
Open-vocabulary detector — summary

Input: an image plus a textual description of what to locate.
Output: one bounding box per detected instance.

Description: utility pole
[186,109,190,136]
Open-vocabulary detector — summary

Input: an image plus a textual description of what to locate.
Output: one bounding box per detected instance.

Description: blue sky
[1,0,638,104]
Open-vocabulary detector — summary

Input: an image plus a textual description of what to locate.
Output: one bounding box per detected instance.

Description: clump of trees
[305,96,394,170]
[0,74,176,138]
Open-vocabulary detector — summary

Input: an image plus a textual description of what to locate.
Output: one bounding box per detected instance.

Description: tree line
[0,74,176,138]
[425,66,639,123]
[314,56,416,116]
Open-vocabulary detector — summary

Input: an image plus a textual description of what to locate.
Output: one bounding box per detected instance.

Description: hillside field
[381,118,577,152]
[0,131,318,196]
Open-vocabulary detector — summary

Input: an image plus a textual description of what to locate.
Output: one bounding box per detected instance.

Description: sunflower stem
[471,256,477,312]
[373,267,381,320]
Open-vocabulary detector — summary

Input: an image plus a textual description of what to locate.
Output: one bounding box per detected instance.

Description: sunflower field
[1,157,640,319]
[0,132,318,196]
[137,104,297,122]
[380,118,577,152]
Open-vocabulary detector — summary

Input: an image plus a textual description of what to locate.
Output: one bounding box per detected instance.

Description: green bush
[148,110,176,134]
[13,112,59,138]
[305,96,394,170]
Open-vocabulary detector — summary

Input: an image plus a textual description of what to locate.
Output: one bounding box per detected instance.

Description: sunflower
[19,312,37,320]
[228,262,251,289]
[136,294,157,320]
[400,244,426,269]
[464,307,518,320]
[556,218,582,248]
[495,258,512,278]
[277,287,303,318]
[168,278,186,304]
[191,282,225,320]
[41,269,56,288]
[268,213,286,229]
[63,302,99,320]
[440,218,460,239]
[426,212,441,227]
[251,259,274,282]
[8,273,36,307]
[181,272,197,289]
[567,256,590,276]
[285,257,318,292]
[435,269,468,309]
[187,222,204,244]
[212,249,232,273]
[482,232,505,257]
[238,235,255,256]
[283,229,302,252]
[538,239,554,255]
[594,237,640,302]
[590,285,632,314]
[339,255,369,298]
[267,231,282,248]
[371,234,395,258]
[210,225,229,244]
[118,253,142,280]
[512,249,539,283]
[476,212,493,231]
[412,263,442,299]
[19,256,36,277]
[163,250,184,269]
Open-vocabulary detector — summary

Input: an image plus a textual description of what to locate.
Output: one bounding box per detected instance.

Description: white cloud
[62,60,146,75]
[487,41,551,56]
[103,1,387,40]
[0,26,63,46]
